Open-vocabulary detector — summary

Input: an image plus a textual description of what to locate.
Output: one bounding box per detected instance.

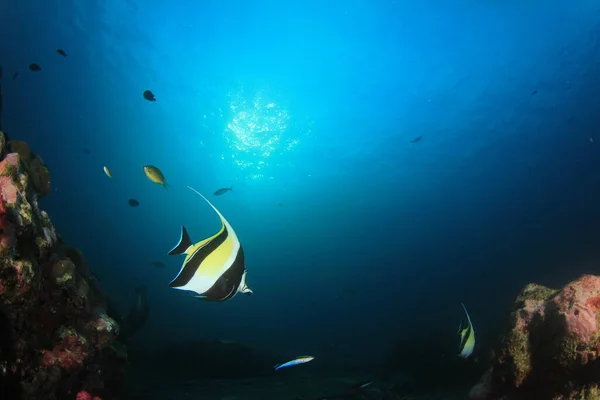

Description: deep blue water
[1,0,600,373]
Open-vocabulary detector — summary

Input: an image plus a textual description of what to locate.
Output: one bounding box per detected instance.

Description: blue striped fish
[274,356,314,371]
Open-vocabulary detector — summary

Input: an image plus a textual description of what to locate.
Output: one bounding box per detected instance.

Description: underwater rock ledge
[0,131,127,400]
[470,274,600,400]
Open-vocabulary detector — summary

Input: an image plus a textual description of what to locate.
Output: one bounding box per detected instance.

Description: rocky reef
[0,131,127,399]
[470,274,600,400]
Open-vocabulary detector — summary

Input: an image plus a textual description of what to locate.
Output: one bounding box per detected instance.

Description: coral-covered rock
[52,259,76,286]
[470,275,600,400]
[0,131,127,399]
[6,138,51,197]
[86,313,119,349]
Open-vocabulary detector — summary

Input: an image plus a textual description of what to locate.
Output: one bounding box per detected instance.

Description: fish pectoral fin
[241,285,253,295]
[168,226,192,256]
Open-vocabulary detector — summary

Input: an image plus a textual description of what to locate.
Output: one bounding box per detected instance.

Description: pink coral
[549,274,600,343]
[76,391,102,400]
[41,330,89,371]
[75,390,92,400]
[0,176,17,205]
[470,275,600,399]
[0,153,19,177]
[562,304,597,343]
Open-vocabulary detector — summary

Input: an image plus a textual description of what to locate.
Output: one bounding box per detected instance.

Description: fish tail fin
[230,186,233,191]
[163,182,169,190]
[274,364,280,371]
[168,226,192,255]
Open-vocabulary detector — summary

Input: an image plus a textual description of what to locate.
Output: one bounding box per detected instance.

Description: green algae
[565,384,600,400]
[51,259,76,287]
[504,315,533,387]
[515,283,558,305]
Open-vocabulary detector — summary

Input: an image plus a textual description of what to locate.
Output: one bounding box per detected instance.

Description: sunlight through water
[213,86,311,180]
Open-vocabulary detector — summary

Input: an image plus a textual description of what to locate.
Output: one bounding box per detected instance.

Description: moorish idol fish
[274,356,314,371]
[167,186,253,302]
[457,302,475,358]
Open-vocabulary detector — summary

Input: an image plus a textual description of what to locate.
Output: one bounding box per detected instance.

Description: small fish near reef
[143,165,168,188]
[143,90,156,102]
[167,186,253,302]
[128,198,140,207]
[457,302,475,358]
[410,135,422,143]
[213,187,232,196]
[274,356,314,371]
[103,166,112,178]
[28,63,41,72]
[56,49,67,57]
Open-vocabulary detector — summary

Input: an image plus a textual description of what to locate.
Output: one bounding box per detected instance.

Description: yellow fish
[457,303,475,358]
[143,165,168,188]
[103,166,112,178]
[167,186,252,302]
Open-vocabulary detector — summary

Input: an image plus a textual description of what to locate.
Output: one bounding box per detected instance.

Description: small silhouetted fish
[56,49,67,57]
[410,136,422,143]
[213,187,232,196]
[12,72,18,80]
[28,63,41,72]
[143,90,156,102]
[531,89,538,95]
[149,261,165,268]
[83,148,91,154]
[128,198,140,207]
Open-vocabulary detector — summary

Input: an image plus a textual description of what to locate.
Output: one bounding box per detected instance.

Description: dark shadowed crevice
[0,301,21,400]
